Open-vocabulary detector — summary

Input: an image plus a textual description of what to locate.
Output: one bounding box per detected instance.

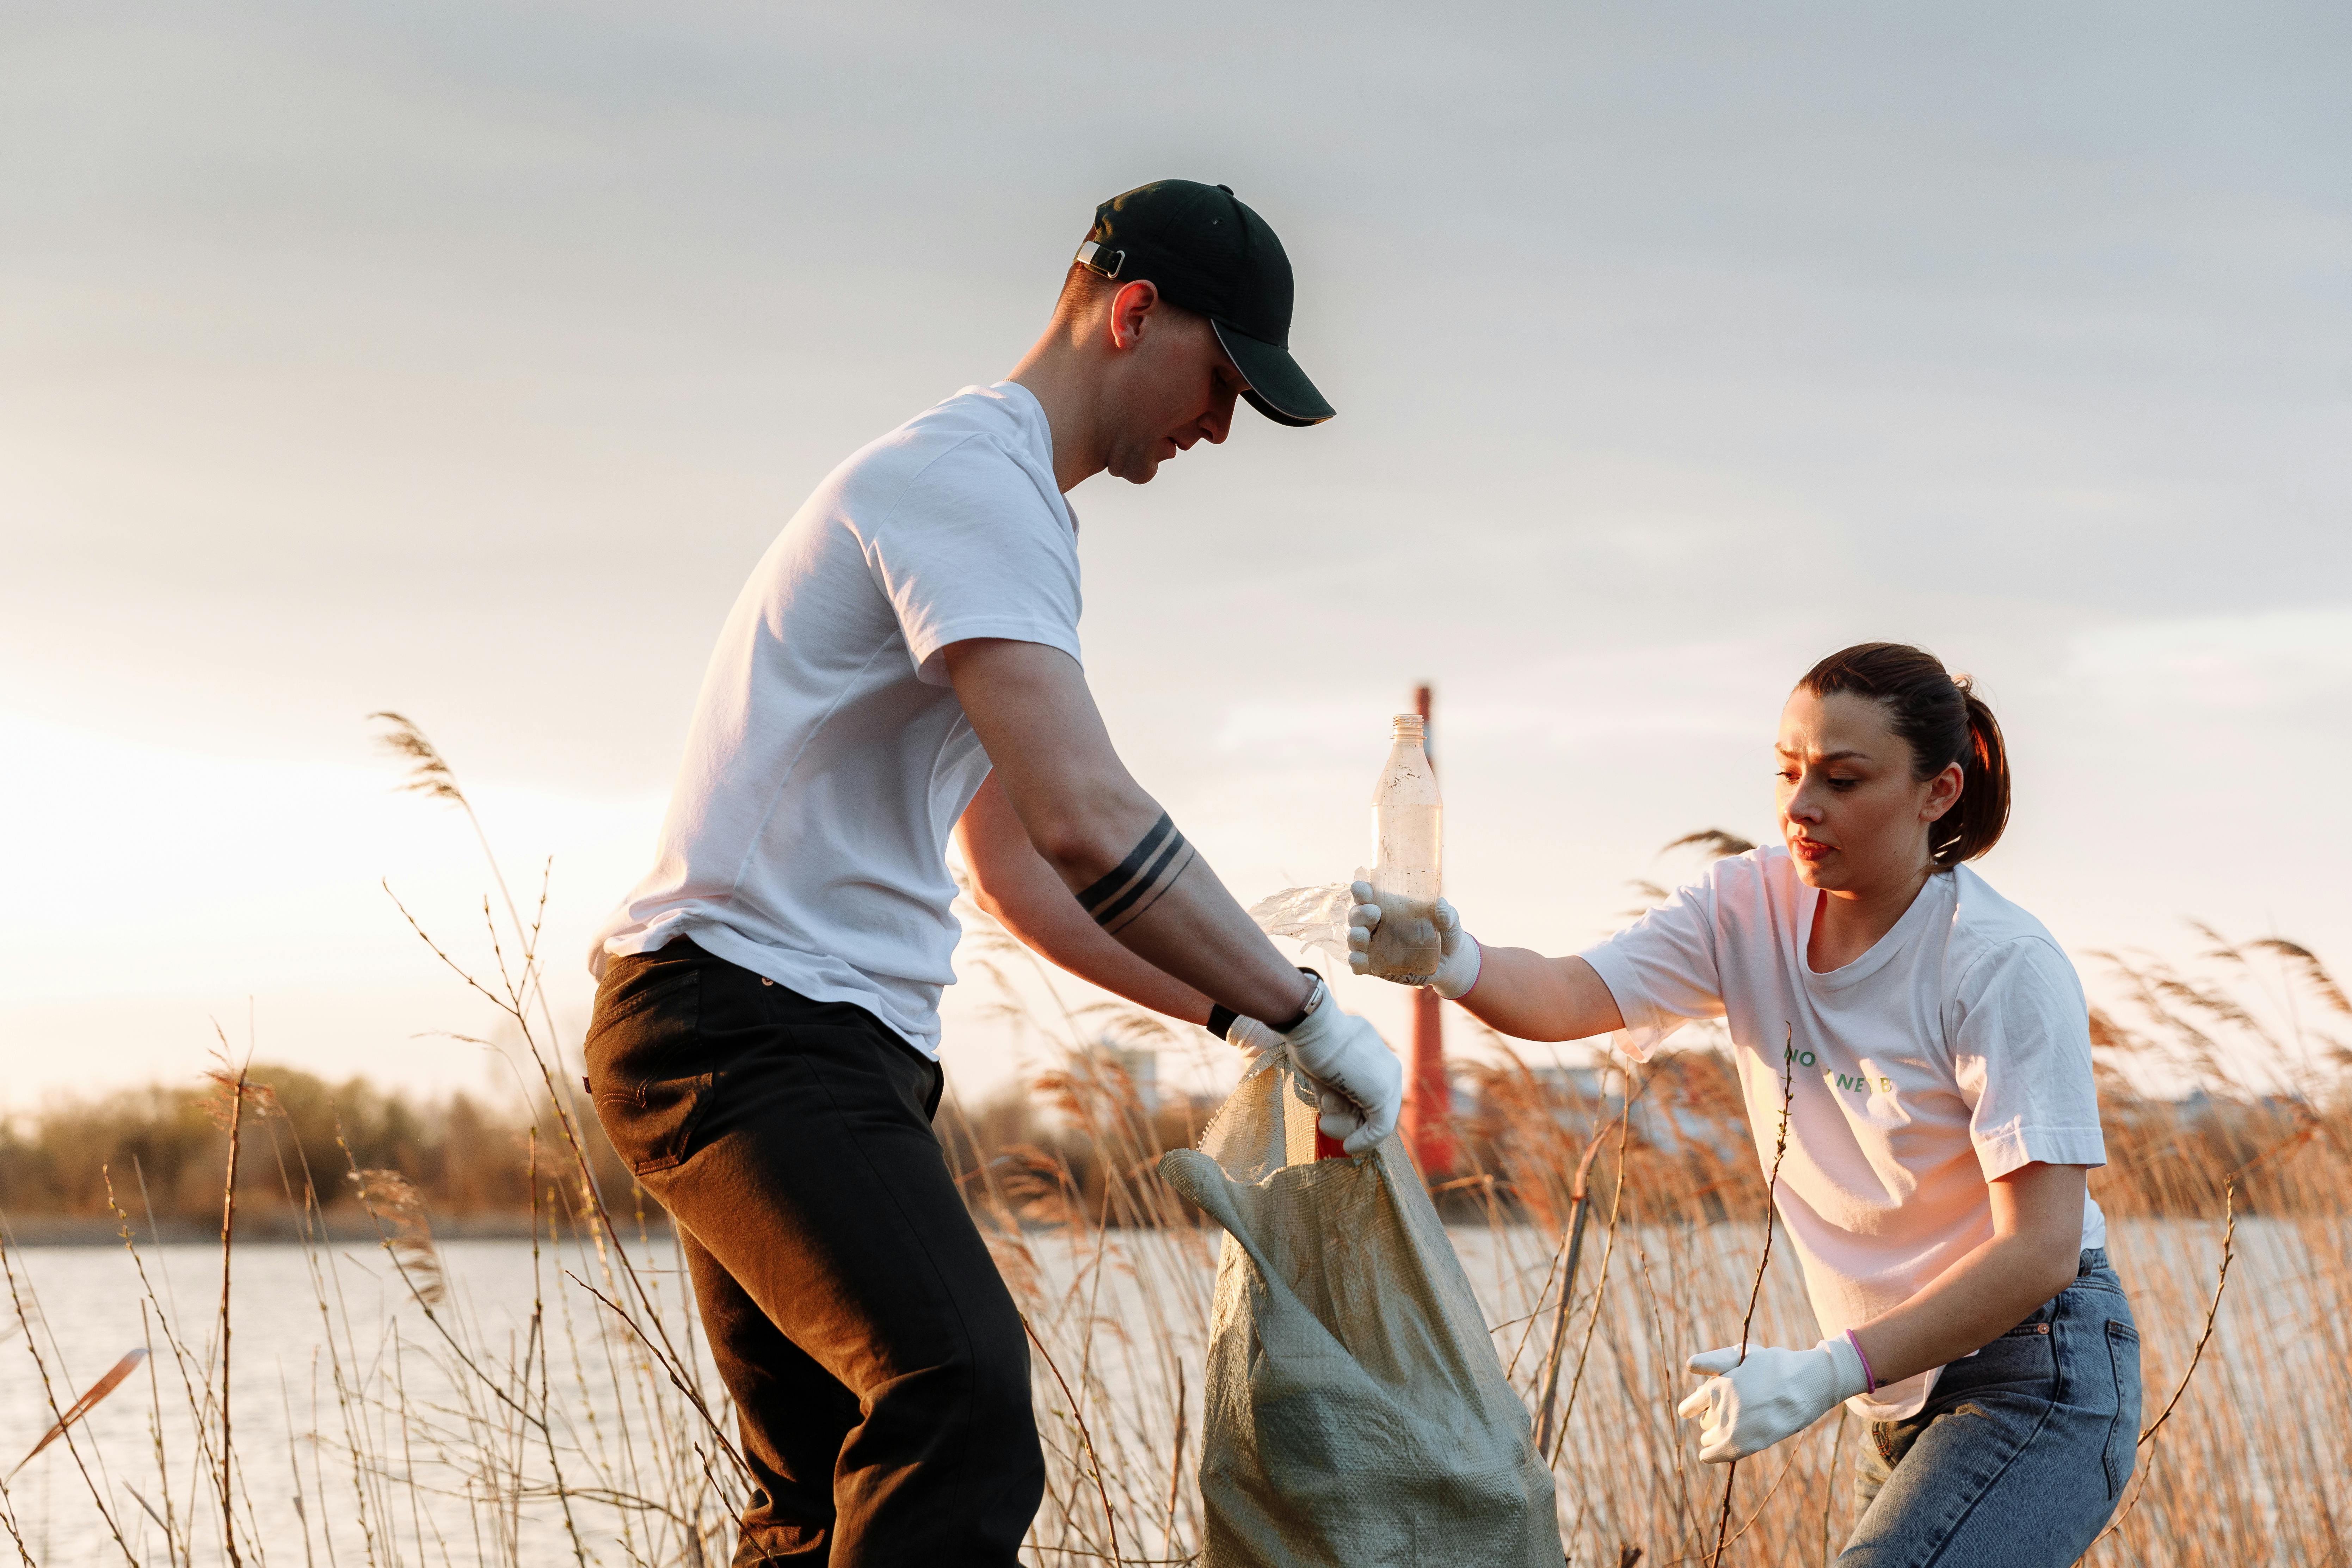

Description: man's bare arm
[956,772,1215,1026]
[942,638,1313,1026]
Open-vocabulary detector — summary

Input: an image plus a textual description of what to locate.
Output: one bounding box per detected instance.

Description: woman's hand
[1346,884,1483,998]
[1676,1337,1870,1462]
[1348,889,1628,1044]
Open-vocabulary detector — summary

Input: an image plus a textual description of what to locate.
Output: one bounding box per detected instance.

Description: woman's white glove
[1346,882,1482,1000]
[1281,990,1403,1156]
[1676,1337,1870,1463]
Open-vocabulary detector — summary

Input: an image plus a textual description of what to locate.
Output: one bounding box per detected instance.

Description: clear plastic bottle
[1366,714,1442,983]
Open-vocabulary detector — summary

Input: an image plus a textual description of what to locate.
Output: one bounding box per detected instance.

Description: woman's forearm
[1454,947,1625,1043]
[1850,1163,2088,1387]
[1849,1233,2075,1387]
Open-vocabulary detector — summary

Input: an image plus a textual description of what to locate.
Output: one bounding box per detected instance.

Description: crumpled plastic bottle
[1245,881,1355,967]
[1365,713,1441,983]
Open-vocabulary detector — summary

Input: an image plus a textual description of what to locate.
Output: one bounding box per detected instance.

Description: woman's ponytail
[1797,643,2014,867]
[1938,678,2011,866]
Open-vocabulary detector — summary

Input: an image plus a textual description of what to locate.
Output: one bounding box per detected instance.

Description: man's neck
[1008,333,1106,493]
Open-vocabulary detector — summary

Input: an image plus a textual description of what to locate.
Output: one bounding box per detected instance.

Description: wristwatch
[1270,968,1325,1035]
[1208,967,1324,1040]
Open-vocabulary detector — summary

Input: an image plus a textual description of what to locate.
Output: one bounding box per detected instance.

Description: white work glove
[1676,1336,1870,1463]
[1280,983,1404,1156]
[1222,1014,1282,1065]
[1346,882,1483,1000]
[1213,1011,1386,1151]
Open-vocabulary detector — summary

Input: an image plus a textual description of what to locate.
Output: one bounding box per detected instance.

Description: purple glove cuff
[1845,1329,1879,1394]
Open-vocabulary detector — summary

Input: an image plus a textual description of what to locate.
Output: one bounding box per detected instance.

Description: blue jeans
[1840,1250,2141,1567]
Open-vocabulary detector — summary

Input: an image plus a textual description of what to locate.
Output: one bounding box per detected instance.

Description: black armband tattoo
[1077,811,1197,934]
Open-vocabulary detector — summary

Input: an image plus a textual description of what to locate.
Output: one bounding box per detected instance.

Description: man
[584,179,1403,1567]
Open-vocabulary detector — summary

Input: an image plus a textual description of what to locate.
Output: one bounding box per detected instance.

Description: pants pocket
[585,958,716,1175]
[2102,1319,2142,1499]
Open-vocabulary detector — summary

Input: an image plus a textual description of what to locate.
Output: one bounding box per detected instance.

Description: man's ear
[1108,279,1159,350]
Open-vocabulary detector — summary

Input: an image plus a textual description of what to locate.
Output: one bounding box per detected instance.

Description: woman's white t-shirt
[1580,848,2107,1419]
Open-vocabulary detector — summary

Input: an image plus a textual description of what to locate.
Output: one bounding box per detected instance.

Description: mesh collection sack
[1158,1051,1564,1568]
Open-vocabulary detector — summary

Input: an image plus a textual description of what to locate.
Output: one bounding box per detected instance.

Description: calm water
[0,1232,720,1567]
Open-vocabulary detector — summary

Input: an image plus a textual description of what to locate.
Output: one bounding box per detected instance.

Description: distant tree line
[0,1063,630,1231]
[2,1034,2337,1239]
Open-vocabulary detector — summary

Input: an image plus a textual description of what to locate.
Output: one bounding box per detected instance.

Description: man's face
[1098,283,1245,484]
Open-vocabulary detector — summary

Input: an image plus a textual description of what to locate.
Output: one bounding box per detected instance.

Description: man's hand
[1223,1014,1282,1063]
[1676,1338,1869,1463]
[1220,1014,1374,1146]
[1348,884,1482,1000]
[1281,995,1403,1156]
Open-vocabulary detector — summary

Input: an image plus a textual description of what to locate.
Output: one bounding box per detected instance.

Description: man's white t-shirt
[1580,848,2107,1419]
[590,382,1080,1057]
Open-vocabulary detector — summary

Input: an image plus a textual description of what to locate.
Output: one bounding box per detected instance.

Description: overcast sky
[4,1,2347,1111]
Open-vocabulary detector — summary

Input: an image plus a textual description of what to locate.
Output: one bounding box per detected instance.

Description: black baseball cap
[1075,180,1335,427]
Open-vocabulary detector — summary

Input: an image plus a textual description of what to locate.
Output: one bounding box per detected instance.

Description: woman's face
[1775,688,1963,894]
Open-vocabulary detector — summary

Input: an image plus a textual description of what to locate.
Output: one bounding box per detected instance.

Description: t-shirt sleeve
[865,437,1085,687]
[1577,873,1728,1061]
[1949,938,2107,1180]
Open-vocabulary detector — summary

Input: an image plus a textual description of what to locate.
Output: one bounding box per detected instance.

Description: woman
[1348,642,2139,1565]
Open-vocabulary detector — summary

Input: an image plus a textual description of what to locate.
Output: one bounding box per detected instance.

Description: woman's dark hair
[1797,642,2010,866]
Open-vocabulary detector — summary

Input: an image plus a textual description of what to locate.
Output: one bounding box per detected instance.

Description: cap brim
[1212,320,1335,427]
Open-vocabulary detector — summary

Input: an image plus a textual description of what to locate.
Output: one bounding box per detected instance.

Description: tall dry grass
[0,725,2342,1566]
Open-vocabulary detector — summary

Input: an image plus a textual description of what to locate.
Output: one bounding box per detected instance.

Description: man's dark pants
[585,937,1044,1566]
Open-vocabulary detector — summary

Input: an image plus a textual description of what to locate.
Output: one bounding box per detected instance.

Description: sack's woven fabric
[1159,1053,1564,1568]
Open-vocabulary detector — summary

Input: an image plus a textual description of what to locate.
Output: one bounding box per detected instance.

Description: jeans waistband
[2077,1247,2108,1277]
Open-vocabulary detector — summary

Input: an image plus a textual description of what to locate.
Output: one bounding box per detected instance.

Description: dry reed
[1706,1027,1798,1568]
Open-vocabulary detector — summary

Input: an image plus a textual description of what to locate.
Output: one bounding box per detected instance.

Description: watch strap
[1270,968,1324,1035]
